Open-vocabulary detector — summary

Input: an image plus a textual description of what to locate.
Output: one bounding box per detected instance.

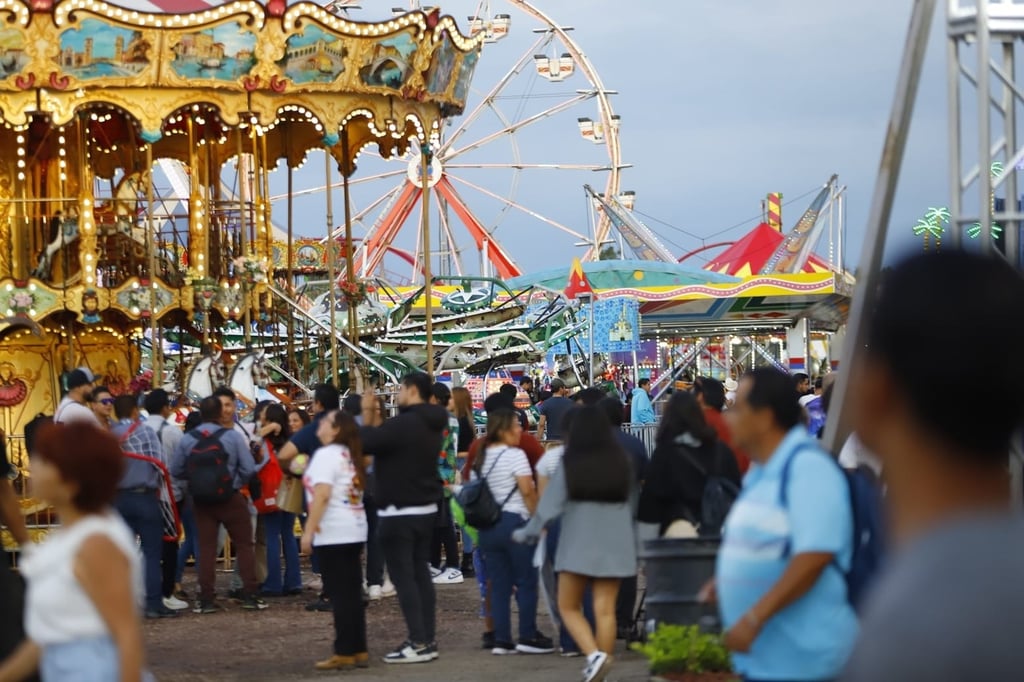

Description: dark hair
[476,408,519,474]
[745,368,802,431]
[814,376,824,391]
[89,386,111,402]
[263,403,290,449]
[520,376,533,387]
[698,377,726,411]
[342,394,362,417]
[143,389,170,415]
[401,372,432,402]
[866,250,1024,459]
[537,390,552,403]
[323,410,368,491]
[32,422,123,512]
[253,400,274,424]
[483,392,512,413]
[498,382,518,400]
[184,411,203,432]
[561,406,580,434]
[113,394,138,421]
[657,390,717,448]
[288,407,311,427]
[199,395,223,423]
[597,396,625,427]
[563,406,629,502]
[432,382,453,406]
[312,383,340,411]
[575,387,606,406]
[638,378,650,388]
[821,381,835,415]
[212,386,236,401]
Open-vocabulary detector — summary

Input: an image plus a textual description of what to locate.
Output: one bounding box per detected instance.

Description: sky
[129,0,957,279]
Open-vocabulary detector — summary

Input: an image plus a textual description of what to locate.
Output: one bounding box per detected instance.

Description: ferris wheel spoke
[329,184,406,240]
[439,30,555,155]
[446,163,606,171]
[270,169,406,202]
[447,173,589,241]
[437,200,465,276]
[447,92,593,160]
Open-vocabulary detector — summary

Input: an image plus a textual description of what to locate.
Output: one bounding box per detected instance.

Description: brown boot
[314,655,354,671]
[354,652,369,669]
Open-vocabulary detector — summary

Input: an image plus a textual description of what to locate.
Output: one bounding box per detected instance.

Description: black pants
[616,574,638,627]
[0,563,38,682]
[317,543,367,656]
[430,496,459,569]
[379,513,437,645]
[363,495,384,587]
[161,538,178,598]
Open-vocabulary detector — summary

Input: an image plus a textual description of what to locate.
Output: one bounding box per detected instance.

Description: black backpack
[679,445,740,538]
[185,427,234,504]
[457,447,516,530]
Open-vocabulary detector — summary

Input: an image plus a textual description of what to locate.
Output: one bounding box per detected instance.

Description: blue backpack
[779,446,884,611]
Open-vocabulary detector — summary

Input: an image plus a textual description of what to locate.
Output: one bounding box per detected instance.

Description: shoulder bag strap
[483,447,520,508]
[118,421,141,444]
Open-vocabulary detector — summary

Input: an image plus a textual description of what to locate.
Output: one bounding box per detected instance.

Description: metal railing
[623,422,658,457]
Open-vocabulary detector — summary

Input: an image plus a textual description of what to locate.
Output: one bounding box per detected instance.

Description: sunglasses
[98,398,114,405]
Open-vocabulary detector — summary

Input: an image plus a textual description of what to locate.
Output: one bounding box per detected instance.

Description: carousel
[0,0,482,505]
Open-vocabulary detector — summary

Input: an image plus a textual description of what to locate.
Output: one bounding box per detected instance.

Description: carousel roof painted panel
[0,0,482,164]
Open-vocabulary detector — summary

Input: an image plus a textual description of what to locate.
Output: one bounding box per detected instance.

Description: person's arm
[723,553,832,653]
[359,421,397,458]
[514,462,568,543]
[75,534,146,682]
[232,433,256,483]
[516,475,537,515]
[169,437,188,480]
[0,640,40,682]
[536,414,547,440]
[0,479,28,546]
[300,482,332,556]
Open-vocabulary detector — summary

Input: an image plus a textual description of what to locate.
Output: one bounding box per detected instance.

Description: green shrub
[630,624,732,675]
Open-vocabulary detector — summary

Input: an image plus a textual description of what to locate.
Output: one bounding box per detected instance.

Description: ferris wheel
[276,0,626,283]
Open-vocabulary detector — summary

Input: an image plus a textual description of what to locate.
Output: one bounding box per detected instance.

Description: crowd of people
[0,249,1022,681]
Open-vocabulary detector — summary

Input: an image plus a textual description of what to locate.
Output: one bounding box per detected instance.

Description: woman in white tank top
[0,422,152,682]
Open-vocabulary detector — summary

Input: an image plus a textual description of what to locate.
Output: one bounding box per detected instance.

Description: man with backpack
[171,395,263,613]
[711,368,857,681]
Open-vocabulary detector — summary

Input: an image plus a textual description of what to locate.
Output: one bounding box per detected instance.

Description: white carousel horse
[31,211,79,279]
[226,351,274,407]
[183,351,228,402]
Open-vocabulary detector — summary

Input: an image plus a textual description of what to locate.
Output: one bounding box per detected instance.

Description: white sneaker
[429,565,444,579]
[368,585,383,601]
[381,580,397,597]
[304,574,323,592]
[433,567,465,585]
[162,595,189,611]
[582,651,610,682]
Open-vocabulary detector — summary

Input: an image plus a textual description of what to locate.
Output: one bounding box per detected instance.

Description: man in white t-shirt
[54,367,100,426]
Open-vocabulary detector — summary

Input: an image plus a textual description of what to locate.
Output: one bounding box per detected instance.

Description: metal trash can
[641,537,721,633]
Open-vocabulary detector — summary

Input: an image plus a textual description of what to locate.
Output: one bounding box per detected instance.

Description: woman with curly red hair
[0,421,151,682]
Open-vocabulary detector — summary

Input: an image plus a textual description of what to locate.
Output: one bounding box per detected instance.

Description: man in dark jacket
[360,372,448,665]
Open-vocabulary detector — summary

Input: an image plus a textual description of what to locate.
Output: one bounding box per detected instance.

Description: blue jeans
[41,636,154,682]
[176,500,198,584]
[114,490,163,612]
[546,520,595,652]
[262,511,302,593]
[478,511,541,644]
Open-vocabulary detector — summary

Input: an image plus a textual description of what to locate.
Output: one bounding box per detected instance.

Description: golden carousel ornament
[0,0,483,548]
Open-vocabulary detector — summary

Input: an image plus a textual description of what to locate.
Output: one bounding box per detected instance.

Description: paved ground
[146,572,651,682]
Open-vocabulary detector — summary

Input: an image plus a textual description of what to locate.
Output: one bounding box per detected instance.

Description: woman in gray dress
[513,406,636,682]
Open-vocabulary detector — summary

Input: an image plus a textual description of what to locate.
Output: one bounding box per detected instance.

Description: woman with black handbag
[473,409,553,657]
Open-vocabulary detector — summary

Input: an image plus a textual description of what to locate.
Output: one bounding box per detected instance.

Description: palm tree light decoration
[914,206,949,252]
[967,162,1005,241]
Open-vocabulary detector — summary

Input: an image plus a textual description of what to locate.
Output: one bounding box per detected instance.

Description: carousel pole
[325,150,339,385]
[145,144,161,382]
[236,128,252,351]
[421,142,434,378]
[286,144,297,376]
[341,128,357,346]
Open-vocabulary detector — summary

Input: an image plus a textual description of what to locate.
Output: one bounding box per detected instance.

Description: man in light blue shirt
[712,368,856,681]
[630,378,656,424]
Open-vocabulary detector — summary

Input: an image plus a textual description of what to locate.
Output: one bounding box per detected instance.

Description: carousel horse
[183,351,228,402]
[31,211,79,279]
[226,351,274,413]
